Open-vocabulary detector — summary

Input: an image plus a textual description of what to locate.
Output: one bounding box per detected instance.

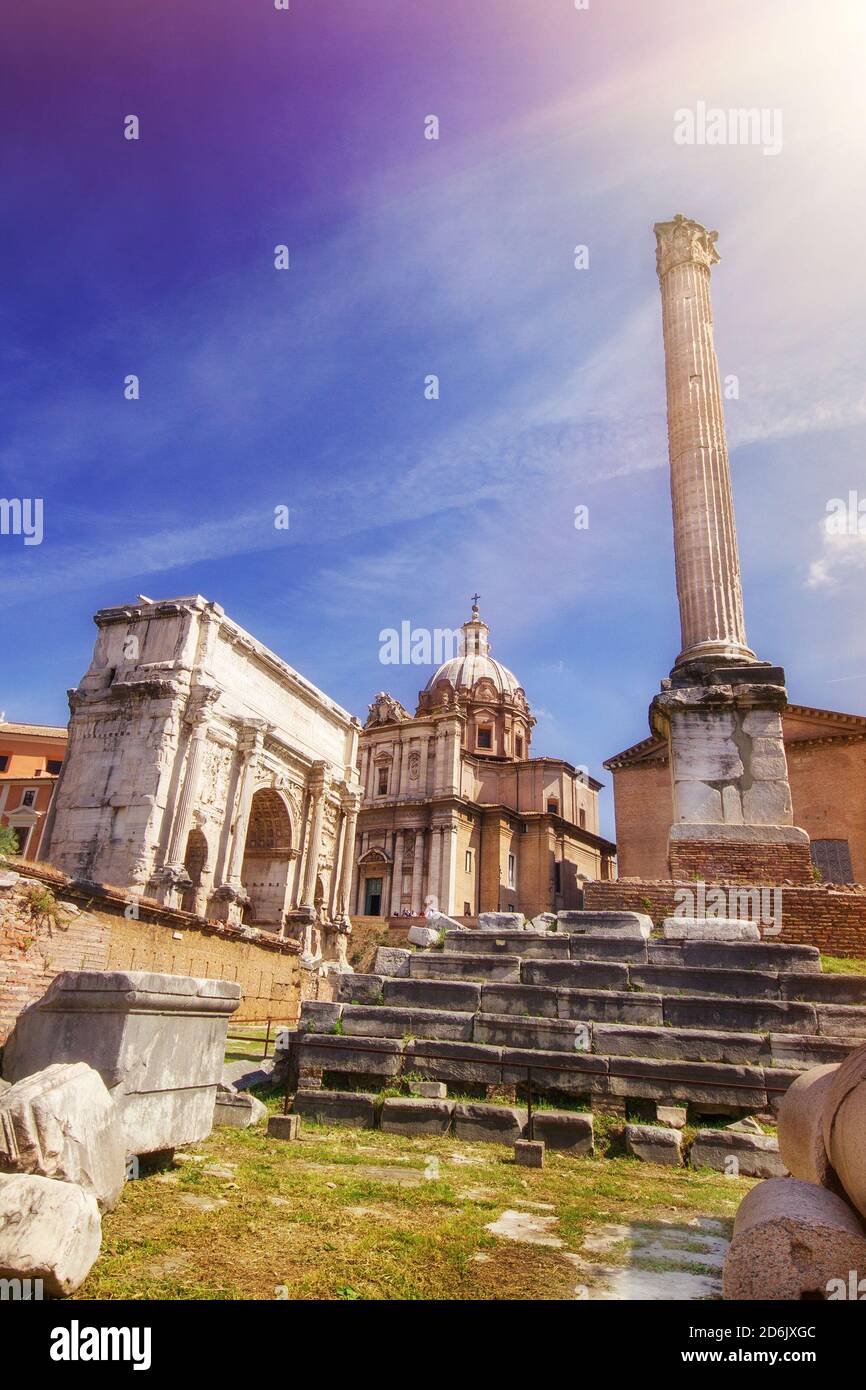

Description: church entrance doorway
[364,877,383,915]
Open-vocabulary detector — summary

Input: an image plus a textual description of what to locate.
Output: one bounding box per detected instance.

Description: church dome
[426,650,522,698]
[423,603,525,701]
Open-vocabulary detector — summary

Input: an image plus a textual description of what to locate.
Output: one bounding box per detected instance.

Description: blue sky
[2,0,866,840]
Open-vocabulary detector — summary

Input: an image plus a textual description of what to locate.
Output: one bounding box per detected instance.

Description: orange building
[0,720,68,860]
[605,705,866,885]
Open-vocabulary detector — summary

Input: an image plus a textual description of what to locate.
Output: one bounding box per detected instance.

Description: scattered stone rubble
[3,969,241,1154]
[0,967,243,1296]
[0,1062,125,1211]
[723,1038,866,1299]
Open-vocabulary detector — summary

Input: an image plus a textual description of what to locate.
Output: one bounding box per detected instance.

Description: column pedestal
[651,672,812,884]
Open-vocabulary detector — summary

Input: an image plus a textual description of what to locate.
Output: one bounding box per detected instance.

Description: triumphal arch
[42,595,362,963]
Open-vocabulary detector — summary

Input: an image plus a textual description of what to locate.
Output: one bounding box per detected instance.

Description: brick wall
[0,869,327,1044]
[668,837,815,885]
[585,879,866,956]
[0,901,111,1045]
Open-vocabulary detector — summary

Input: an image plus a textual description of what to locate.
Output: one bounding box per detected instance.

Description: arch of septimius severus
[41,595,362,965]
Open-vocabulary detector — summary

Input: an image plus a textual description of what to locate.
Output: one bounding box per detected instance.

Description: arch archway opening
[241,788,293,928]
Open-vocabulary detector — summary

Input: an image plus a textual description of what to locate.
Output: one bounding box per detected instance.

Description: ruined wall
[104,916,303,1022]
[0,871,321,1045]
[0,896,111,1046]
[584,879,866,957]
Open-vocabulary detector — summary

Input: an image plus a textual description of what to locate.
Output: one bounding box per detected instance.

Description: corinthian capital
[654,214,719,280]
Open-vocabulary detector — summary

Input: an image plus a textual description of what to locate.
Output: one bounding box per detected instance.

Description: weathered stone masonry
[0,871,330,1045]
[41,595,363,967]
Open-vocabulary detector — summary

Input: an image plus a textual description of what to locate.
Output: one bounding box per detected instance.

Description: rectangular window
[507,853,516,888]
[811,839,854,884]
[554,861,562,893]
[0,755,9,772]
[465,849,473,873]
[547,799,559,815]
[477,728,492,749]
[46,759,63,775]
[579,809,587,829]
[515,738,523,758]
[377,767,389,796]
[21,788,37,808]
[464,901,471,916]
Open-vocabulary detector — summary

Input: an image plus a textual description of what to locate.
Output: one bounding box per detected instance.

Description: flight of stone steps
[290,911,866,1152]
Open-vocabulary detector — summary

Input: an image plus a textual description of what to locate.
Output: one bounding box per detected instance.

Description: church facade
[354,604,615,920]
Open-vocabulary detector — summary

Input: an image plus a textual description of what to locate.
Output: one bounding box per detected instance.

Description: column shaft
[654,215,755,670]
[301,763,329,909]
[410,830,425,914]
[390,829,405,915]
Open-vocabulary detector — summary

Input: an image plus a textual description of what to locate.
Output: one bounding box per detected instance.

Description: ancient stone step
[340,1003,474,1042]
[292,1089,377,1128]
[529,1110,594,1154]
[662,995,817,1036]
[443,930,570,959]
[298,1033,403,1077]
[404,1038,503,1087]
[473,1013,590,1054]
[628,964,780,1000]
[592,1022,769,1067]
[522,960,630,991]
[481,982,664,1026]
[409,952,521,983]
[768,1032,866,1068]
[501,1047,609,1095]
[556,910,652,938]
[568,936,649,964]
[295,1027,805,1112]
[557,989,666,1027]
[380,1097,453,1137]
[813,1004,866,1039]
[452,1102,526,1144]
[336,974,385,1005]
[647,940,821,973]
[779,972,866,1005]
[381,977,482,1012]
[626,1123,684,1167]
[689,1128,787,1179]
[605,1057,770,1110]
[479,982,559,1019]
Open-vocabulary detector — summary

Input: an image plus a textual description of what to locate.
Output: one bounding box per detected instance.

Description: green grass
[76,1119,753,1301]
[821,954,866,975]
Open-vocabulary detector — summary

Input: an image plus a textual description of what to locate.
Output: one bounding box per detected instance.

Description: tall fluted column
[390,829,405,915]
[426,825,442,913]
[439,821,458,915]
[301,761,329,911]
[225,723,267,889]
[410,829,425,914]
[337,791,360,919]
[164,710,211,873]
[654,214,755,671]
